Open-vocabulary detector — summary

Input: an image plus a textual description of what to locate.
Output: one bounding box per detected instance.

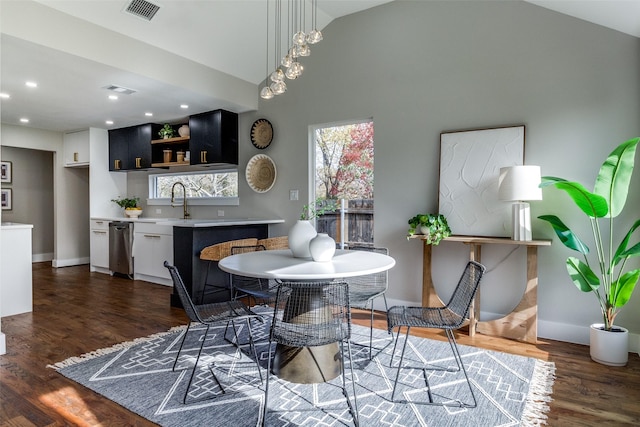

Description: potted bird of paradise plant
[538,137,640,366]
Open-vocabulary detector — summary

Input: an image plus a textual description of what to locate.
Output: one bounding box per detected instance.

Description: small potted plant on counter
[111,196,142,218]
[407,213,451,245]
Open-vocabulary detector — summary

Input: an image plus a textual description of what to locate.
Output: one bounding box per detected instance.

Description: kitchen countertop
[90,217,284,227]
[1,222,34,230]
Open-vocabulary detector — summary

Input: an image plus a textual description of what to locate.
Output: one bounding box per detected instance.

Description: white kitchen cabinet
[64,130,90,167]
[1,223,34,317]
[90,219,110,272]
[133,223,173,286]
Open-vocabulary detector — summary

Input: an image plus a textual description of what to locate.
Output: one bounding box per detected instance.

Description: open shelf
[151,136,190,145]
[151,161,191,167]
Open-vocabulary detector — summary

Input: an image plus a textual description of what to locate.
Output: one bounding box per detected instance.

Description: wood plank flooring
[1,262,639,426]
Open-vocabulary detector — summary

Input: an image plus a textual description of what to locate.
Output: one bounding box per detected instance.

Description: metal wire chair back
[345,246,388,306]
[270,280,351,347]
[164,261,258,324]
[441,260,485,327]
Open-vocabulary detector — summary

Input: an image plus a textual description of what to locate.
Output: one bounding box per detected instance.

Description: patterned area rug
[50,308,555,426]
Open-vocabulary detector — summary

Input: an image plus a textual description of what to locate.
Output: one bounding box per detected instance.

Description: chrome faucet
[170,181,190,219]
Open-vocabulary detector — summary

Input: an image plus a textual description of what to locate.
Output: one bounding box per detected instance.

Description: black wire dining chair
[386,261,486,407]
[164,261,263,404]
[345,245,391,360]
[262,280,359,426]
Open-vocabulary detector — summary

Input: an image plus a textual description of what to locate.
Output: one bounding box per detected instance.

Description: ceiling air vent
[103,85,137,95]
[123,0,160,21]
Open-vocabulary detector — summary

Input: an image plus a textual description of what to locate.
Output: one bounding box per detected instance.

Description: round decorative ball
[309,233,336,262]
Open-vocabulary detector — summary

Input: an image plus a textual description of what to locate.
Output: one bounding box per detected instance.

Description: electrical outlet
[218,210,224,217]
[290,190,299,201]
[155,208,162,214]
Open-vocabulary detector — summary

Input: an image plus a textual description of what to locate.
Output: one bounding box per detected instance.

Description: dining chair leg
[262,339,274,427]
[343,339,360,426]
[172,322,192,372]
[183,324,225,404]
[390,325,411,402]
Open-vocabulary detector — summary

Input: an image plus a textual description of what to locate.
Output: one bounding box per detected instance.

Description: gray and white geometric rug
[50,308,555,427]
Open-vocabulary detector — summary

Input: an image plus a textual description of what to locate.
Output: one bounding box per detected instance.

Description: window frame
[146,168,239,207]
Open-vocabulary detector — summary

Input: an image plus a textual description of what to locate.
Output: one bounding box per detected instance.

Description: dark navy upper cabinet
[109,124,154,171]
[188,110,238,166]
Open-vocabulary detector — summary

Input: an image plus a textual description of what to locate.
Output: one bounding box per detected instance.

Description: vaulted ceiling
[1,0,638,133]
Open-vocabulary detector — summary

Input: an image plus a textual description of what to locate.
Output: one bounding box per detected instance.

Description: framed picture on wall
[1,161,12,183]
[438,125,525,237]
[1,188,12,210]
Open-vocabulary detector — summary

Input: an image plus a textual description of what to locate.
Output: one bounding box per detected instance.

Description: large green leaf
[611,269,640,307]
[566,257,600,292]
[540,177,608,218]
[594,138,639,218]
[538,214,589,254]
[613,219,640,266]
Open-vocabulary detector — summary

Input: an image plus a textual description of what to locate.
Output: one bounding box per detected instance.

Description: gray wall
[11,0,638,347]
[0,146,55,260]
[129,1,640,345]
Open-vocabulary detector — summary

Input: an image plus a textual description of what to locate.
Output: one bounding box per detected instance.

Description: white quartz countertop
[90,217,284,227]
[1,222,34,230]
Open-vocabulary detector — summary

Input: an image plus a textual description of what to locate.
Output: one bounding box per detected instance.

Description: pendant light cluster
[260,0,323,100]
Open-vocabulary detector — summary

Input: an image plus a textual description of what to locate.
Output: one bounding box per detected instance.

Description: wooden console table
[412,235,550,343]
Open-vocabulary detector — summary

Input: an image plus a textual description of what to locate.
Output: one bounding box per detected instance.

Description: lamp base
[512,202,532,241]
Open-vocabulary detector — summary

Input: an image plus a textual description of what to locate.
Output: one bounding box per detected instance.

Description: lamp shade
[498,165,542,201]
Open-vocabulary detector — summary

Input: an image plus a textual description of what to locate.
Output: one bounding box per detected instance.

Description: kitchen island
[89,216,284,305]
[169,218,284,306]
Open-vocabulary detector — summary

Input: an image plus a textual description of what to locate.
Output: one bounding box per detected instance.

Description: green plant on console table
[407,213,451,245]
[538,137,640,331]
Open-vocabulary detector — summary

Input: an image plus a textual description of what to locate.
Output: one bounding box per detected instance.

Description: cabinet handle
[136,157,141,168]
[201,150,207,163]
[93,230,107,235]
[143,234,161,238]
[73,152,79,162]
[114,159,121,170]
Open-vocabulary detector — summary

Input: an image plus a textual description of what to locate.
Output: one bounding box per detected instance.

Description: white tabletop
[218,249,395,280]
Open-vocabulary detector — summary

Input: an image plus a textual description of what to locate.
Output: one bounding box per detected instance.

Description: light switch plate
[290,190,299,201]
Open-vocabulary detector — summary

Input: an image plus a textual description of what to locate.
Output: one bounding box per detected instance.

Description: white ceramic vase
[309,233,336,262]
[590,323,629,366]
[288,220,317,258]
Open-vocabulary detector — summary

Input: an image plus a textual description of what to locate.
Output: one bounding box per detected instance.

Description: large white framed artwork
[438,125,525,237]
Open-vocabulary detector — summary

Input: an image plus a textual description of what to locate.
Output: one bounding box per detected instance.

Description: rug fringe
[47,324,187,370]
[520,359,556,426]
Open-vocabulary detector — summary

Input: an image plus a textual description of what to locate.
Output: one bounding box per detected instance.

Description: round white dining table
[218,248,396,383]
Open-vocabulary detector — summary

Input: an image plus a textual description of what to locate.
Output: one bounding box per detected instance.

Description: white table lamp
[498,165,542,241]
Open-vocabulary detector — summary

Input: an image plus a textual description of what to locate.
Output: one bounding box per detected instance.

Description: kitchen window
[147,169,239,206]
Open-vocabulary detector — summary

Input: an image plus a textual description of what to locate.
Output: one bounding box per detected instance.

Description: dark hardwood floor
[1,262,639,426]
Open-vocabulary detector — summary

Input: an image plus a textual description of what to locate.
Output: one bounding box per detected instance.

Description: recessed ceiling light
[20,118,29,123]
[145,112,153,117]
[106,120,114,125]
[0,93,10,99]
[180,104,189,109]
[108,95,118,100]
[25,81,38,88]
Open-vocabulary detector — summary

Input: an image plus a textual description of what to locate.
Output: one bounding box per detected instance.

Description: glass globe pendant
[281,53,293,68]
[260,86,274,99]
[307,29,323,44]
[296,44,310,57]
[270,80,287,95]
[270,68,285,82]
[292,30,306,46]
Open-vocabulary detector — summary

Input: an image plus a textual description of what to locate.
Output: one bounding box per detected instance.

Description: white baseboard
[0,332,5,355]
[52,257,90,268]
[32,252,54,263]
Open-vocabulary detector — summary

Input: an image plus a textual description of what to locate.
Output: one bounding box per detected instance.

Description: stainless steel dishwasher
[109,221,133,277]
